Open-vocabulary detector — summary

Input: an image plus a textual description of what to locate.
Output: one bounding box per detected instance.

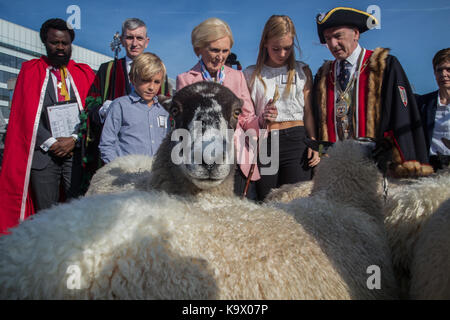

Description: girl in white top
[242,15,319,201]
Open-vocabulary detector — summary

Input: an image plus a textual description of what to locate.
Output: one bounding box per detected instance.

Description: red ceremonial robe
[316,47,432,176]
[325,49,373,142]
[0,56,95,235]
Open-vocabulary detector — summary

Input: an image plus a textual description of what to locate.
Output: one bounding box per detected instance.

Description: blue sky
[1,0,449,94]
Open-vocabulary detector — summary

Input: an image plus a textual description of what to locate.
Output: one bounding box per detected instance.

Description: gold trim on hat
[317,6,378,25]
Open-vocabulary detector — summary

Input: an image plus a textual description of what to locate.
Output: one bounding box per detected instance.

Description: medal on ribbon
[335,99,348,118]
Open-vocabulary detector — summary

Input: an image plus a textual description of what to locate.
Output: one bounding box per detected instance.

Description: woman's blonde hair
[191,18,234,56]
[250,15,301,97]
[129,52,166,83]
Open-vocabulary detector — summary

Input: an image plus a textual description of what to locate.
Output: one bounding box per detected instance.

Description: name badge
[158,115,167,128]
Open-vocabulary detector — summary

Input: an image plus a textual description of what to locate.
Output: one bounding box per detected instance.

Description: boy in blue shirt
[99,52,170,163]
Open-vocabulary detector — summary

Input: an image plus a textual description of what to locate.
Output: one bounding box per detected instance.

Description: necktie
[338,60,350,90]
[51,67,70,101]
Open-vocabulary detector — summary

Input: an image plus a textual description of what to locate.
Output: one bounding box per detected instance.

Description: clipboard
[47,101,80,138]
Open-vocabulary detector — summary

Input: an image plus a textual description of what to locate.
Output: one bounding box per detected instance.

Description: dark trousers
[30,152,82,211]
[256,126,312,201]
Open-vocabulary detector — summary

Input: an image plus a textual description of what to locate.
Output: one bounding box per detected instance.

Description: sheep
[264,180,313,203]
[409,198,450,299]
[0,191,218,299]
[85,154,153,196]
[0,82,399,299]
[87,82,241,198]
[269,140,399,299]
[89,121,448,300]
[0,142,399,300]
[263,142,449,299]
[0,189,361,299]
[383,168,450,298]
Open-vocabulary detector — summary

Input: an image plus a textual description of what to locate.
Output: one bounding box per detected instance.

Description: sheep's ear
[169,101,182,118]
[157,94,171,105]
[162,98,183,125]
[229,98,244,129]
[442,137,450,150]
[159,96,172,112]
[237,97,244,108]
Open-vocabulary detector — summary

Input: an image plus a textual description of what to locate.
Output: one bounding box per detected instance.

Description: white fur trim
[20,68,50,222]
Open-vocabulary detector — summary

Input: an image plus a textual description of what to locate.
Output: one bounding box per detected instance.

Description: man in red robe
[314,7,433,177]
[0,18,95,235]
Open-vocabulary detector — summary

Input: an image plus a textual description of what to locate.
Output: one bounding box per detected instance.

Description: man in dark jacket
[82,18,171,191]
[416,48,450,171]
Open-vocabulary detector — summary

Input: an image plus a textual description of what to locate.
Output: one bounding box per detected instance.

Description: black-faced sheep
[87,82,242,197]
[0,83,399,299]
[143,82,242,198]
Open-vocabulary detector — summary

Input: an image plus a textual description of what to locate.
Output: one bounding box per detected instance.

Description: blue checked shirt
[99,92,171,163]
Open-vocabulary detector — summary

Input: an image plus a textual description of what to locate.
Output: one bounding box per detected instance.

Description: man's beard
[46,47,71,68]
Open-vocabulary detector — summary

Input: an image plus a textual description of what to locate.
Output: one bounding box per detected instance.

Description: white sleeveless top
[243,61,307,122]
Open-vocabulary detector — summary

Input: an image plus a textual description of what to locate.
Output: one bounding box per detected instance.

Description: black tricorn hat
[316,7,378,44]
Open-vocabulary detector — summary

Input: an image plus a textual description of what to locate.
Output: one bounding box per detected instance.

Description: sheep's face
[163,82,243,189]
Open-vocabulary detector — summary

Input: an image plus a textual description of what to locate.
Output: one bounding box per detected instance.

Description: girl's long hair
[249,15,301,98]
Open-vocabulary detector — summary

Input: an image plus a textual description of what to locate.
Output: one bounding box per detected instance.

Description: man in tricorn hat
[313,7,433,177]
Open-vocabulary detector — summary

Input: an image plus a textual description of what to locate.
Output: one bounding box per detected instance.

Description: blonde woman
[176,18,258,200]
[242,15,319,201]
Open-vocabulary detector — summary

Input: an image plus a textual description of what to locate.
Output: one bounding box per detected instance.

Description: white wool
[0,137,400,299]
[264,181,313,204]
[0,188,396,299]
[383,169,450,297]
[86,154,153,196]
[269,140,398,299]
[410,198,450,299]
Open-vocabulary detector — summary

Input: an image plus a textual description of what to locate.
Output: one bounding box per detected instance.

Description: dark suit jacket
[88,58,131,126]
[32,77,77,170]
[416,90,438,159]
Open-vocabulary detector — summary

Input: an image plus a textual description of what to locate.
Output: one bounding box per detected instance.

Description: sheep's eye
[233,108,241,119]
[170,106,179,116]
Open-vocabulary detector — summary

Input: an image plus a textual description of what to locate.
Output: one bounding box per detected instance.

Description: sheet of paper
[47,102,80,138]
